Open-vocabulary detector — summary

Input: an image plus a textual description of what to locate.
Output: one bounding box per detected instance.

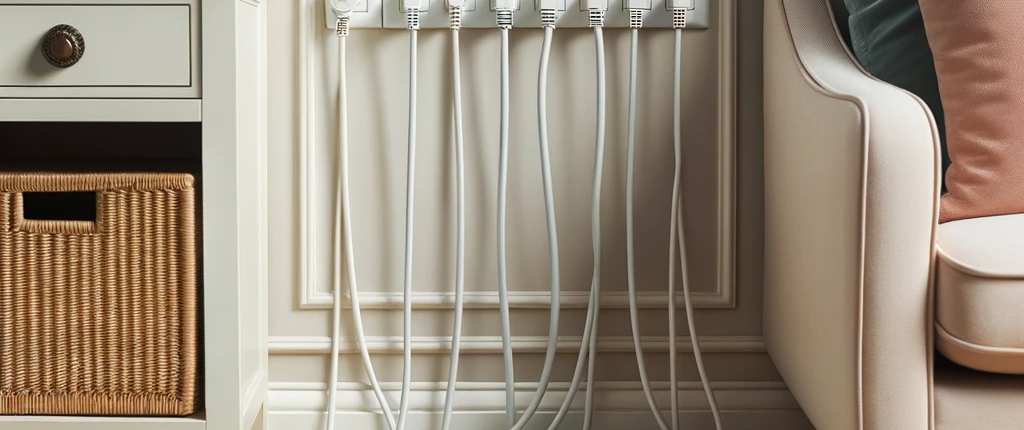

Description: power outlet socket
[381,0,480,29]
[383,0,708,28]
[324,0,383,29]
[324,0,708,30]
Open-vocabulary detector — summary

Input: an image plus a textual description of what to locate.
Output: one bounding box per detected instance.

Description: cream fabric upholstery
[763,1,941,430]
[936,214,1024,374]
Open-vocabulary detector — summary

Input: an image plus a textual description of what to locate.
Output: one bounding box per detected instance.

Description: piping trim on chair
[936,323,1024,375]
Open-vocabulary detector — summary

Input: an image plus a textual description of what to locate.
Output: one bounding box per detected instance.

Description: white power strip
[325,0,709,29]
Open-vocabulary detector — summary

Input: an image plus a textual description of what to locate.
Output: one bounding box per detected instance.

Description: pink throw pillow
[918,1,1024,223]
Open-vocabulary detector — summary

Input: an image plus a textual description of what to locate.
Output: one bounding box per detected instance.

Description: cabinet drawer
[0,3,198,98]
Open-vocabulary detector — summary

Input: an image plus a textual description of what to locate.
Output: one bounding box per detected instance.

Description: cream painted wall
[265,0,810,428]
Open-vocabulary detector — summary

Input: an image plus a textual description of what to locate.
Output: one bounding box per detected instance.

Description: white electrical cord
[580,8,607,429]
[669,8,723,430]
[325,2,398,430]
[624,7,671,430]
[505,7,564,429]
[492,5,517,427]
[667,27,681,430]
[440,2,467,430]
[396,5,423,430]
[327,19,347,430]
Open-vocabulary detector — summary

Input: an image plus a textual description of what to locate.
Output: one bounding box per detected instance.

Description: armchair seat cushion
[936,213,1024,374]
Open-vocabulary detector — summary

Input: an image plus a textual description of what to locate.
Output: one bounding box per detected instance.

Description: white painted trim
[717,0,738,309]
[0,99,201,122]
[266,380,811,430]
[299,290,735,310]
[267,410,810,430]
[242,370,269,430]
[298,0,321,317]
[269,380,794,411]
[202,0,269,428]
[268,335,765,354]
[296,0,740,311]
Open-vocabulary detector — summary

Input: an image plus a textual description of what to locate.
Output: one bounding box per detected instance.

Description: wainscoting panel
[265,0,801,426]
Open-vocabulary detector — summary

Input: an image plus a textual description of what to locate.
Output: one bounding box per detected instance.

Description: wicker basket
[0,173,198,416]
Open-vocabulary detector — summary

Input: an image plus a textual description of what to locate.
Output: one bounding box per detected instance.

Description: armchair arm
[763,1,941,429]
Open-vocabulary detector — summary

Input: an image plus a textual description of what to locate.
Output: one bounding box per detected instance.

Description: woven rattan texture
[0,173,197,416]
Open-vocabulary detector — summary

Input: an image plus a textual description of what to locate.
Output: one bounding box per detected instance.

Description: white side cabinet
[0,1,269,429]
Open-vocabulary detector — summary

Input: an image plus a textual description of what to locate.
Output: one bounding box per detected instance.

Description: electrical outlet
[599,0,708,28]
[325,0,383,29]
[629,0,705,28]
[383,0,457,29]
[382,0,707,28]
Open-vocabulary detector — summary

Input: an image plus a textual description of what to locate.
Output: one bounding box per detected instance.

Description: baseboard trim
[267,381,810,429]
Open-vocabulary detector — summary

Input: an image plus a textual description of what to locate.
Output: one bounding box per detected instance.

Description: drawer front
[0,4,196,98]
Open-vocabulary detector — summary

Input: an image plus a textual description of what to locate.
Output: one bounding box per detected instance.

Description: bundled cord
[537,7,594,430]
[666,6,722,430]
[623,4,671,430]
[440,1,467,429]
[491,2,517,427]
[325,2,400,430]
[395,2,424,429]
[538,4,609,429]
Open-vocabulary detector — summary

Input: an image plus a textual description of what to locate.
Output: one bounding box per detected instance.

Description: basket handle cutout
[22,191,97,222]
[13,191,99,234]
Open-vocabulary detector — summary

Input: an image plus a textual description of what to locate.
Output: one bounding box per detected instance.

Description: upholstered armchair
[762,0,1024,429]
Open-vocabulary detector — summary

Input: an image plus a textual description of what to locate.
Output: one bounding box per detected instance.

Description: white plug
[537,0,563,11]
[491,0,516,28]
[490,0,518,11]
[447,0,465,28]
[624,0,650,10]
[580,0,606,11]
[537,0,560,27]
[327,0,363,15]
[625,0,646,28]
[327,0,363,34]
[402,0,429,12]
[581,0,605,27]
[401,0,427,29]
[666,0,692,10]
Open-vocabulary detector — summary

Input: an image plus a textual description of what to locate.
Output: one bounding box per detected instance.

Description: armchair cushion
[936,213,1024,374]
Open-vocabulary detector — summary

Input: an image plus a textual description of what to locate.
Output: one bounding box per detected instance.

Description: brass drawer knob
[42,24,86,68]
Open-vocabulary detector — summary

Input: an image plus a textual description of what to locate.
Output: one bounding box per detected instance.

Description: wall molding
[717,0,738,310]
[298,0,738,310]
[268,335,765,355]
[298,0,322,317]
[298,290,733,311]
[269,380,793,411]
[267,379,809,430]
